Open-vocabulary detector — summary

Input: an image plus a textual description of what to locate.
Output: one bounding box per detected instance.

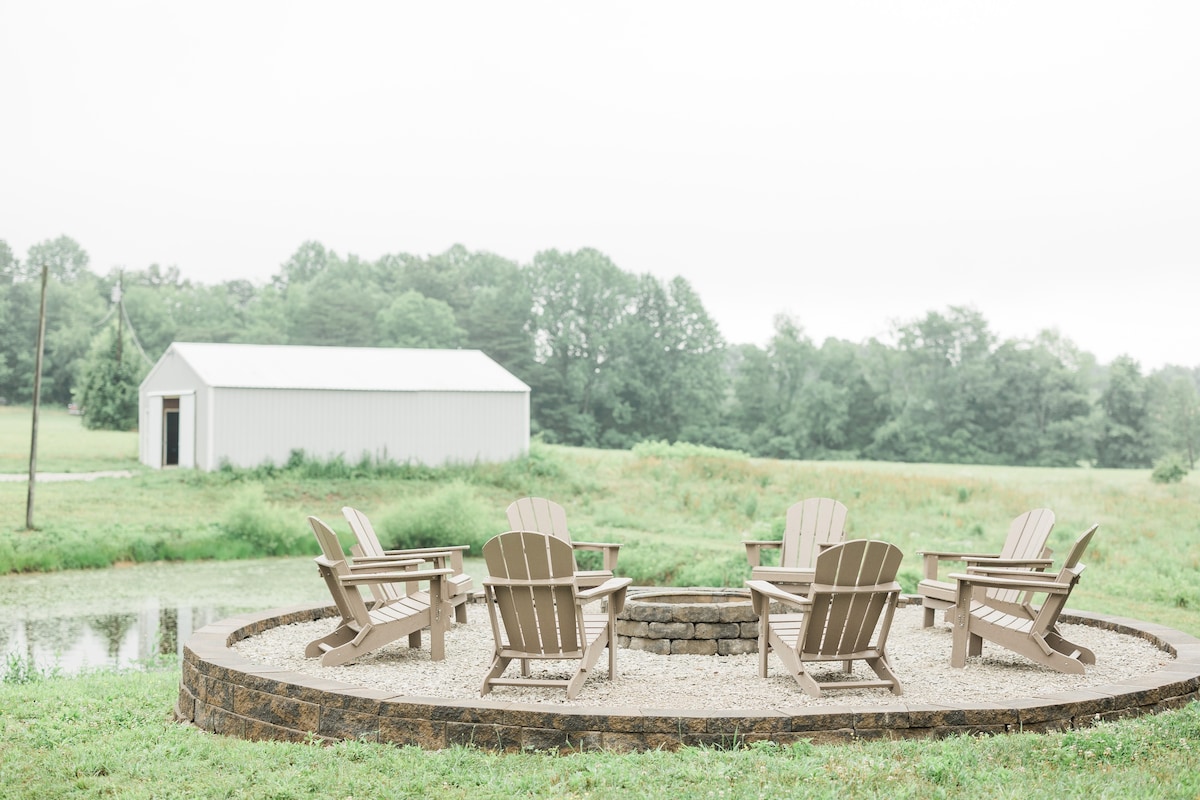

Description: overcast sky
[3,2,1197,369]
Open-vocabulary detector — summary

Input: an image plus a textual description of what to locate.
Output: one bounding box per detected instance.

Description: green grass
[2,408,1200,795]
[0,405,140,473]
[3,409,1199,632]
[1,669,1198,798]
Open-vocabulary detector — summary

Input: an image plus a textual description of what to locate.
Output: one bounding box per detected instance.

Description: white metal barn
[138,342,530,471]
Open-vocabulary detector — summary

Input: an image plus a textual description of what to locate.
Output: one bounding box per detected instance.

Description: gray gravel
[231,602,1172,710]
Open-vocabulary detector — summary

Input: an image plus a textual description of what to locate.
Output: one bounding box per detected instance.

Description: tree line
[2,235,1197,470]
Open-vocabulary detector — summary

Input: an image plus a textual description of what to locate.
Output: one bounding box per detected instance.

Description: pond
[0,557,328,675]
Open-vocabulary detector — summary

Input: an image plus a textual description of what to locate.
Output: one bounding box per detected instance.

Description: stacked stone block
[616,590,760,655]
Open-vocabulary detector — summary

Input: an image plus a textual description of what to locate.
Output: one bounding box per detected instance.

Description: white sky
[2,2,1197,370]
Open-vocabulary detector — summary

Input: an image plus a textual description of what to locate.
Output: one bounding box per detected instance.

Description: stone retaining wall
[176,603,1200,752]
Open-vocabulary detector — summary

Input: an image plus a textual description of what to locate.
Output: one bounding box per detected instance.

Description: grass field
[3,406,1198,632]
[2,405,1199,796]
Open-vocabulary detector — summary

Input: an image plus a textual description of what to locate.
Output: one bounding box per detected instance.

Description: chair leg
[757,624,769,678]
[867,656,903,695]
[1045,629,1096,664]
[968,633,982,658]
[480,655,511,696]
[305,625,356,658]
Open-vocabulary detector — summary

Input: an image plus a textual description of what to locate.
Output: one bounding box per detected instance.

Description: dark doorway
[163,398,180,466]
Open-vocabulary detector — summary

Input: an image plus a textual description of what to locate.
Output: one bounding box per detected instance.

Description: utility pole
[115,270,123,367]
[26,263,49,530]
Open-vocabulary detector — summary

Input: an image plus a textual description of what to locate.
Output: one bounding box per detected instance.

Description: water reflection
[0,556,327,676]
[3,602,235,673]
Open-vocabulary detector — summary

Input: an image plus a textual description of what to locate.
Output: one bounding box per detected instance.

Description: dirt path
[0,470,134,482]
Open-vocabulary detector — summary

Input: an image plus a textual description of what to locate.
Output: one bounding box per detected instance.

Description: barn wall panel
[207,388,528,469]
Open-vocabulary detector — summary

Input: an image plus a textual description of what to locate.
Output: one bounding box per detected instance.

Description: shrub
[218,485,310,557]
[375,483,494,554]
[1151,453,1188,484]
[631,440,749,460]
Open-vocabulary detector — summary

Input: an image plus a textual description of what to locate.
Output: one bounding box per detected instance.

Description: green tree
[1095,355,1154,468]
[977,335,1094,466]
[286,256,383,346]
[273,240,336,294]
[602,274,727,447]
[23,235,90,282]
[376,290,467,348]
[0,239,16,285]
[525,248,636,446]
[868,307,996,463]
[729,316,819,459]
[75,324,146,430]
[1148,367,1200,469]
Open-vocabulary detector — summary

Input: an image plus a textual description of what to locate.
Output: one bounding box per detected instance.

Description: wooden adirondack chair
[479,530,632,699]
[917,508,1056,628]
[505,497,621,588]
[949,524,1099,674]
[747,539,904,697]
[743,498,848,592]
[342,506,474,623]
[306,516,452,666]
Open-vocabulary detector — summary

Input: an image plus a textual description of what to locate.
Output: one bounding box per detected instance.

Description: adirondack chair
[949,524,1099,674]
[917,508,1056,628]
[479,530,632,699]
[743,497,848,592]
[306,516,452,666]
[746,539,905,697]
[505,497,622,588]
[342,506,474,623]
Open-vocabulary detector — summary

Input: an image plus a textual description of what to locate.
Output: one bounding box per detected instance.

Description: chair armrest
[578,577,633,615]
[355,552,454,567]
[961,556,1054,569]
[571,541,621,570]
[339,567,453,587]
[743,540,782,568]
[917,549,999,560]
[918,549,1000,580]
[964,565,1055,579]
[347,557,423,571]
[745,579,812,615]
[948,572,1070,595]
[380,545,469,572]
[577,576,633,603]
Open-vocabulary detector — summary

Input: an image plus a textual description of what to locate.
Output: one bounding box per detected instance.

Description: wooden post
[26,263,49,531]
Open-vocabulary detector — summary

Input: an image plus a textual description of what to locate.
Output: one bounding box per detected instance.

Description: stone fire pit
[616,588,759,655]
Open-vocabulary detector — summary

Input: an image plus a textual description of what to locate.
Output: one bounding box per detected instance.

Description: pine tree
[76,324,144,430]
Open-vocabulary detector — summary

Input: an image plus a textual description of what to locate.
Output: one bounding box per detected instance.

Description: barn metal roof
[161,342,530,393]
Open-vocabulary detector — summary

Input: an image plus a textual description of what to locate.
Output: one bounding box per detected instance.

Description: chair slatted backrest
[483,530,582,657]
[309,516,372,626]
[1030,524,1097,631]
[506,497,572,542]
[781,498,848,571]
[344,506,387,558]
[802,539,903,658]
[342,506,405,604]
[990,507,1055,605]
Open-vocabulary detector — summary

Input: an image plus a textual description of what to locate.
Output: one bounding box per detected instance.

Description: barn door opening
[163,398,180,467]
